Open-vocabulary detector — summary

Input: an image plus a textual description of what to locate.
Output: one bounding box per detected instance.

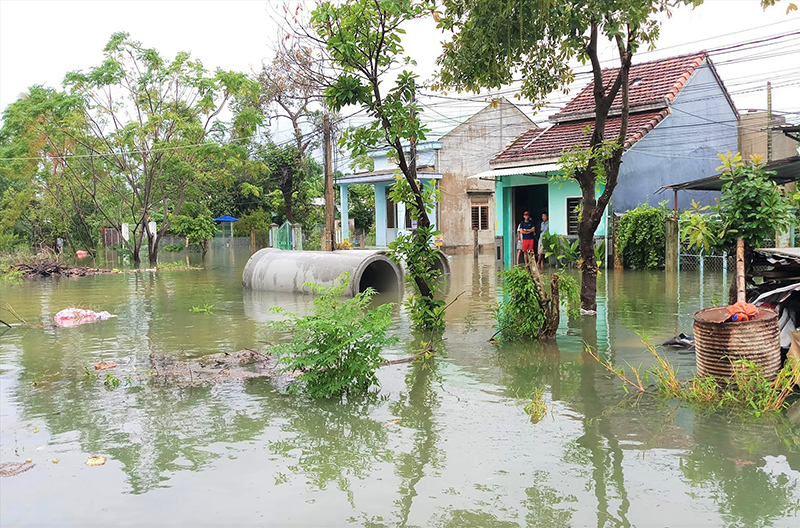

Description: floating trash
[85,456,106,466]
[54,308,116,328]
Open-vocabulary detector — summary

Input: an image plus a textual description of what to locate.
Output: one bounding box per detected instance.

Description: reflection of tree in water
[608,270,673,333]
[388,333,444,527]
[493,339,582,402]
[16,369,280,493]
[680,414,800,528]
[270,392,391,501]
[575,317,632,528]
[426,469,576,528]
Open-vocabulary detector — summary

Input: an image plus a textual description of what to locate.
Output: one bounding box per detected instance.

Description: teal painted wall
[495,174,608,267]
[547,180,606,237]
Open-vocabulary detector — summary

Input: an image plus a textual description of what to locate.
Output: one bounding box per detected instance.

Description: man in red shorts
[517,211,536,265]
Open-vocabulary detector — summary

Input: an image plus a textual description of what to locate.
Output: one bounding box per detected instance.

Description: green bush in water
[616,201,668,269]
[494,266,579,341]
[271,273,396,399]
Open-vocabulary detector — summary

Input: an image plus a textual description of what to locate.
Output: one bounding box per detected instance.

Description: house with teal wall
[473,51,738,267]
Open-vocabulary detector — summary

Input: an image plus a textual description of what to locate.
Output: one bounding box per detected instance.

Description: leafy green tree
[170,213,218,261]
[310,0,445,330]
[347,183,375,234]
[0,86,94,251]
[716,152,793,250]
[29,32,261,266]
[436,0,699,313]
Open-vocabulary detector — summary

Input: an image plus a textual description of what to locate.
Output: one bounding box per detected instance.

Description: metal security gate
[276,221,293,250]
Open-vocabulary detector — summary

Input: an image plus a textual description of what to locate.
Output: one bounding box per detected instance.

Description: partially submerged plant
[522,387,548,424]
[589,340,800,416]
[190,303,214,314]
[494,266,579,341]
[271,273,396,399]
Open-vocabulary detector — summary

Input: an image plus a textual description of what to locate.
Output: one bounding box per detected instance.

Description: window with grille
[471,204,489,230]
[567,197,582,236]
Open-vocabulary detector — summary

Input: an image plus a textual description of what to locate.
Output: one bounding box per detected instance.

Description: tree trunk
[526,259,560,338]
[578,224,598,314]
[147,230,159,267]
[282,181,294,224]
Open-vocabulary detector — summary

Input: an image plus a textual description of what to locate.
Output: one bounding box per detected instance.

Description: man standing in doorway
[517,211,536,265]
[538,212,549,268]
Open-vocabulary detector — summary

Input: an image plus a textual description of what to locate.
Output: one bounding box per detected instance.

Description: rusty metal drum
[693,307,781,381]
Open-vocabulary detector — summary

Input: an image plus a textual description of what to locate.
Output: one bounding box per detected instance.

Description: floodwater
[1,248,799,527]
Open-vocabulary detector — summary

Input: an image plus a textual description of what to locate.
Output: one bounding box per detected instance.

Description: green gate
[276,221,293,250]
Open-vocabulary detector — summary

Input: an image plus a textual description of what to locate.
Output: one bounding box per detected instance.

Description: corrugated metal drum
[693,307,781,381]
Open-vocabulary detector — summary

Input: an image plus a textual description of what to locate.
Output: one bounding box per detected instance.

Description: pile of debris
[147,349,295,387]
[9,257,115,278]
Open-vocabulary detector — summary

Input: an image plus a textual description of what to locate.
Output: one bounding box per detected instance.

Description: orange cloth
[726,302,758,322]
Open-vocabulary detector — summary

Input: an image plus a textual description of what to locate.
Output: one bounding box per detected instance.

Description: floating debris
[147,349,293,387]
[8,258,115,279]
[54,308,116,328]
[93,362,117,370]
[0,461,35,477]
[86,456,106,466]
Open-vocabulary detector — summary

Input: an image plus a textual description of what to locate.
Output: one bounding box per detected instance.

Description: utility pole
[323,113,335,251]
[767,81,773,163]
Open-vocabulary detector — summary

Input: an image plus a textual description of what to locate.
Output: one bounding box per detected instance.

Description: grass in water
[190,303,214,314]
[588,340,800,417]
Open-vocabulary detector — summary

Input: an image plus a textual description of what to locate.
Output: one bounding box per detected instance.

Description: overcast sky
[1,0,798,136]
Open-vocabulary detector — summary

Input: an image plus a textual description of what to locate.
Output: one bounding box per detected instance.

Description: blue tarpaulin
[213,215,239,222]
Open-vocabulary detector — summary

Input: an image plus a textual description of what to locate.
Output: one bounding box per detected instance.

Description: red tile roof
[553,52,706,121]
[491,110,669,165]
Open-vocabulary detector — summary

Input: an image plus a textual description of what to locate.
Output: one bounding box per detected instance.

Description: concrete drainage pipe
[242,248,403,296]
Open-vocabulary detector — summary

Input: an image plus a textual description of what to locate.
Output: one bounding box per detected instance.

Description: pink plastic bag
[54,308,116,328]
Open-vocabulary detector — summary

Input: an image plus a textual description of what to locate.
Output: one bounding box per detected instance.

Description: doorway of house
[511,183,548,264]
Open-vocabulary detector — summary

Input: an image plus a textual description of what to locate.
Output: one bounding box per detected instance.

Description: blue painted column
[423,179,437,230]
[375,183,387,247]
[339,183,349,241]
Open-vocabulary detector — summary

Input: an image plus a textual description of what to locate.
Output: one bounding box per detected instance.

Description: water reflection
[2,251,800,526]
[389,340,443,526]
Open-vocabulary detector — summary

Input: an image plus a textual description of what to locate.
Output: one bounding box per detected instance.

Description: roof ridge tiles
[553,51,708,121]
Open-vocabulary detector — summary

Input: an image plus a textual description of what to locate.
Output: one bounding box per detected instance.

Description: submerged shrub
[272,273,396,399]
[494,266,579,341]
[616,202,668,269]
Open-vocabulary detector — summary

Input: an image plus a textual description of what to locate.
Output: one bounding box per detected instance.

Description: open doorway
[511,183,548,263]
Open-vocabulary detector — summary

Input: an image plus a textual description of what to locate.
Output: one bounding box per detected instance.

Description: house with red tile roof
[472,51,738,267]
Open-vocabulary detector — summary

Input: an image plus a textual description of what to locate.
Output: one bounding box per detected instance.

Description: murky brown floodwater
[1,248,799,527]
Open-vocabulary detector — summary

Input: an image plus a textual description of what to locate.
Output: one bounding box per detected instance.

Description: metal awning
[467,163,561,181]
[661,155,800,192]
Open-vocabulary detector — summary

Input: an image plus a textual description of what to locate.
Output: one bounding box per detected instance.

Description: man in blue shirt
[517,211,536,265]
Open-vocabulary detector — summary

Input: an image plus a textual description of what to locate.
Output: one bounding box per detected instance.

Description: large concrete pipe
[242,249,403,296]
